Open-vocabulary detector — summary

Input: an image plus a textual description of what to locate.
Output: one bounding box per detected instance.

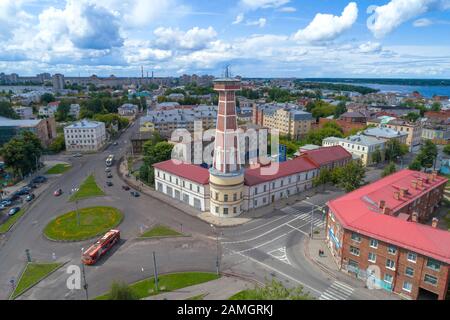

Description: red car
[53,189,62,196]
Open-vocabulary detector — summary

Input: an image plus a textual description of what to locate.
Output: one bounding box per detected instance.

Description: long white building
[64,119,106,152]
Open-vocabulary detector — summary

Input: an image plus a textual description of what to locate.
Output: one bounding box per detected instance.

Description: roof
[364,126,408,139]
[327,170,450,263]
[244,157,317,186]
[324,134,385,147]
[0,118,41,127]
[65,119,104,129]
[340,111,366,118]
[300,146,352,167]
[153,160,210,185]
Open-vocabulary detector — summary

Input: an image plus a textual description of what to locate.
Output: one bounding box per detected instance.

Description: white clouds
[367,0,450,38]
[240,0,290,10]
[153,26,217,50]
[413,17,434,26]
[246,17,267,27]
[293,2,358,43]
[277,7,297,13]
[357,41,383,53]
[233,13,245,24]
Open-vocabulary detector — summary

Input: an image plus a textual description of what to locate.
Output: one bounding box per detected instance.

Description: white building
[118,103,139,116]
[64,119,106,152]
[13,106,33,119]
[69,104,80,119]
[38,105,58,117]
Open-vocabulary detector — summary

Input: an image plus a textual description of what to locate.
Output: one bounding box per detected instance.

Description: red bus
[82,229,120,265]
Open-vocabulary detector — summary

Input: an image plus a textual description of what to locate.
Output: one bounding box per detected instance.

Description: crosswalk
[267,247,291,265]
[281,206,325,228]
[319,281,354,300]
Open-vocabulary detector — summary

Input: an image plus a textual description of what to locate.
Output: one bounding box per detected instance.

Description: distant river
[336,82,450,98]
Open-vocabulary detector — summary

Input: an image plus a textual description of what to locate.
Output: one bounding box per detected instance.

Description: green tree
[49,134,66,153]
[233,279,312,300]
[404,112,420,123]
[140,141,174,186]
[0,101,19,119]
[408,159,422,171]
[0,131,43,177]
[431,102,441,112]
[55,100,71,121]
[40,93,55,104]
[443,144,450,156]
[382,162,397,177]
[416,140,438,168]
[108,282,137,300]
[385,139,408,162]
[313,168,332,188]
[336,160,366,192]
[371,147,383,164]
[334,101,347,119]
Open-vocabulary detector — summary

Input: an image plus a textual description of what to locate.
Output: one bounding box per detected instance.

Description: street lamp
[71,187,80,226]
[306,197,314,239]
[210,224,220,275]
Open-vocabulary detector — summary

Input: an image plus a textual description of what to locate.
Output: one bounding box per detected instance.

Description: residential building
[0,117,56,147]
[298,146,352,170]
[363,126,408,145]
[422,126,450,145]
[340,111,367,124]
[118,103,139,117]
[64,119,106,152]
[69,104,80,119]
[52,73,65,91]
[323,134,386,166]
[367,118,422,152]
[13,106,33,119]
[315,118,366,135]
[326,170,449,300]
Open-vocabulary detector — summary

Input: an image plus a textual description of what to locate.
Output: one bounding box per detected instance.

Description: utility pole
[153,251,159,292]
[310,204,314,239]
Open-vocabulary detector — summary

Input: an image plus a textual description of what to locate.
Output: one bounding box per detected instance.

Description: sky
[0,0,450,78]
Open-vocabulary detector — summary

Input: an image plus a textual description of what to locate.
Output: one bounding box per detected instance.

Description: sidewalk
[303,229,340,278]
[144,275,255,300]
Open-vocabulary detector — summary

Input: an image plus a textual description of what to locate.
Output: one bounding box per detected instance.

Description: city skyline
[1,0,450,78]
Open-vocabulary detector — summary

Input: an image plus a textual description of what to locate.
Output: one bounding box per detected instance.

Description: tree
[334,101,347,119]
[108,282,137,300]
[404,112,420,123]
[371,147,382,165]
[408,159,422,171]
[0,131,43,178]
[233,279,312,300]
[431,102,441,112]
[336,160,366,192]
[140,141,174,185]
[382,162,397,177]
[0,101,19,119]
[443,144,450,156]
[49,134,65,153]
[40,93,55,104]
[313,168,332,188]
[55,100,71,121]
[385,139,408,162]
[416,140,438,168]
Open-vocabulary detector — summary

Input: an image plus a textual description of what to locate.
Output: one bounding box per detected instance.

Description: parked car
[113,142,118,146]
[9,192,20,201]
[106,181,113,187]
[122,185,130,191]
[8,207,20,216]
[53,189,62,196]
[0,200,12,209]
[25,194,35,202]
[32,176,47,184]
[107,173,113,178]
[27,183,38,189]
[16,187,31,195]
[105,167,111,172]
[130,191,140,197]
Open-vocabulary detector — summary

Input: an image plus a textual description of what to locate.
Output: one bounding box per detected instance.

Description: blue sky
[1,0,450,78]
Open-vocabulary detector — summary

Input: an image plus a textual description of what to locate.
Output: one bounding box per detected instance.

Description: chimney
[393,191,400,200]
[432,217,439,228]
[431,171,437,182]
[411,180,418,190]
[411,212,418,222]
[379,200,386,209]
[400,187,408,198]
[417,178,423,188]
[383,206,391,215]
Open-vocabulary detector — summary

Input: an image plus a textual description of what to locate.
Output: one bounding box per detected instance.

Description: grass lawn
[140,224,183,238]
[69,175,105,201]
[228,290,254,300]
[43,206,123,241]
[0,209,25,234]
[95,272,219,300]
[45,163,72,175]
[11,262,63,299]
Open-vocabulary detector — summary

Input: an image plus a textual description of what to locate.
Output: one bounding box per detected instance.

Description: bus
[105,154,114,167]
[81,229,120,265]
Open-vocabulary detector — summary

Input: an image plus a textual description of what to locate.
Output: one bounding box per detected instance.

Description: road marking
[267,247,291,265]
[286,223,309,236]
[319,281,354,300]
[231,249,322,295]
[239,214,293,234]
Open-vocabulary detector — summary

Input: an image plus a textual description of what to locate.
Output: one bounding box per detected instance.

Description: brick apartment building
[326,170,449,300]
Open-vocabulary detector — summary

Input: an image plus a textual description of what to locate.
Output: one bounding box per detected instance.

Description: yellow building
[262,108,313,139]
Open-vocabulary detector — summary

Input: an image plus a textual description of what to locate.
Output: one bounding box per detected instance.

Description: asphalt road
[0,120,217,300]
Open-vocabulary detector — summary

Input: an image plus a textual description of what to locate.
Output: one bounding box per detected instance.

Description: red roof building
[153,160,209,185]
[299,146,352,170]
[326,169,449,300]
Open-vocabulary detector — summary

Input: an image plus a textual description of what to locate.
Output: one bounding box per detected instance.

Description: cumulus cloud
[293,2,358,43]
[246,17,267,27]
[367,0,450,38]
[240,0,290,10]
[233,13,245,24]
[153,26,217,50]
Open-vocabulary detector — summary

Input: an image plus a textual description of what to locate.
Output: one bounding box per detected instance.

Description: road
[0,120,217,300]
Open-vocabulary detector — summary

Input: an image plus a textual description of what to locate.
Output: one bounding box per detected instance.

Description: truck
[81,229,120,265]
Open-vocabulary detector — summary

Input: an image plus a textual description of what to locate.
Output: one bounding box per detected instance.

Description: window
[388,246,397,255]
[386,259,395,270]
[224,194,228,202]
[350,246,360,256]
[405,267,414,277]
[426,258,441,271]
[384,274,393,284]
[351,232,361,243]
[424,274,438,286]
[407,252,417,263]
[215,206,219,214]
[370,239,378,248]
[368,252,376,263]
[233,193,237,201]
[402,281,412,293]
[223,208,228,215]
[233,207,237,214]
